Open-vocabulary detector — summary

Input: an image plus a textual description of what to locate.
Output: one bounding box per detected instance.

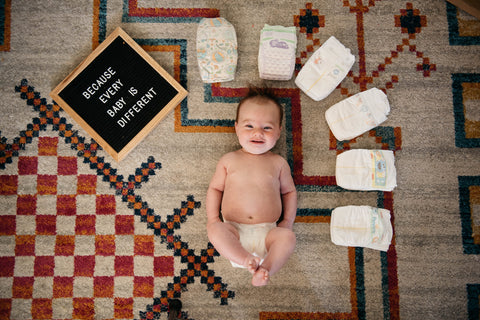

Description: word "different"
[116,87,157,128]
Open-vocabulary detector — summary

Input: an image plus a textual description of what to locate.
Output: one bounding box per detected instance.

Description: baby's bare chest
[226,160,280,188]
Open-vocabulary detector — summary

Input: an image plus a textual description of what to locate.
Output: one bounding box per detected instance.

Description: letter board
[50,27,188,162]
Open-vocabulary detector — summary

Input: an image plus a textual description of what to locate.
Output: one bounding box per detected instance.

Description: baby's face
[235,99,282,155]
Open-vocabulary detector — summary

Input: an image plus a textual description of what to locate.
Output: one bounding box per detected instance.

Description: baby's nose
[252,128,264,136]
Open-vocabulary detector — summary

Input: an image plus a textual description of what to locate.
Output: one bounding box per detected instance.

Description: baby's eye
[264,126,272,130]
[245,124,253,128]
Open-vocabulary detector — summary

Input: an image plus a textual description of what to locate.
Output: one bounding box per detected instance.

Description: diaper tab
[325,87,390,141]
[196,18,238,83]
[371,150,387,188]
[362,88,390,125]
[258,24,297,81]
[295,36,355,101]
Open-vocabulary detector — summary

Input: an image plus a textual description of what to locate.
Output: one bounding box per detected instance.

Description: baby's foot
[251,266,269,287]
[244,255,261,274]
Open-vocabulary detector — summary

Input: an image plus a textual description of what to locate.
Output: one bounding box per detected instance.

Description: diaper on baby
[325,88,390,141]
[330,205,393,252]
[336,149,397,191]
[224,220,277,268]
[295,36,355,101]
[258,24,297,81]
[196,18,238,83]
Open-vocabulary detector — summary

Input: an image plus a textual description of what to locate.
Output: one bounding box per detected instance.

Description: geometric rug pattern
[1,0,480,319]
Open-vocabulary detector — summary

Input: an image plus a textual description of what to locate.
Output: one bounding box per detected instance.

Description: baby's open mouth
[250,140,264,144]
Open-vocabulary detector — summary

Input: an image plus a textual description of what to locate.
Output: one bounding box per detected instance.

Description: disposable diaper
[336,149,397,191]
[330,205,393,252]
[295,36,355,101]
[325,88,390,141]
[224,220,276,268]
[258,24,297,81]
[196,18,238,83]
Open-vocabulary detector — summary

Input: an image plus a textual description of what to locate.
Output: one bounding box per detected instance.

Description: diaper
[330,205,393,252]
[224,220,277,268]
[336,149,397,191]
[325,88,390,141]
[258,24,297,81]
[196,18,238,83]
[295,36,355,101]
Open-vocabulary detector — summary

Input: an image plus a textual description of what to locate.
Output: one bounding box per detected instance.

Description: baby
[206,86,297,286]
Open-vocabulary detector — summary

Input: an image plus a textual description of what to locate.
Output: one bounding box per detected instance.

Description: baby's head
[235,86,283,154]
[236,86,283,125]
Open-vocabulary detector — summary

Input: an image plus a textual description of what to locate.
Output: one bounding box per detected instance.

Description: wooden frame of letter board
[50,27,188,162]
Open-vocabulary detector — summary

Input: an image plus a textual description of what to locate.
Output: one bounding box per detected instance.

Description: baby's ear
[277,126,283,138]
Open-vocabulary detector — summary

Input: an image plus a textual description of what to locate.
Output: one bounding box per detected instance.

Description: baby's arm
[206,156,227,226]
[278,159,297,230]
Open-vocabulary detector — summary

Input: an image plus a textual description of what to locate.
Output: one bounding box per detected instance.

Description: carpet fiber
[1,0,480,319]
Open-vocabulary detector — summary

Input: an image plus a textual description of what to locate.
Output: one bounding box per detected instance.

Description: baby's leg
[252,227,296,286]
[207,221,259,272]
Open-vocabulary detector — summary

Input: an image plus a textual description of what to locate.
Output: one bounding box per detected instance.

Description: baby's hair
[236,85,283,124]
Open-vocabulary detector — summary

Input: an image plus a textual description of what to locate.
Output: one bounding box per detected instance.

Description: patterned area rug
[1,0,480,319]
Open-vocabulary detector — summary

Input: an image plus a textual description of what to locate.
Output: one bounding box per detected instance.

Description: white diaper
[330,205,393,252]
[295,36,355,101]
[224,220,277,268]
[196,18,238,83]
[258,24,297,81]
[336,149,397,191]
[325,88,390,141]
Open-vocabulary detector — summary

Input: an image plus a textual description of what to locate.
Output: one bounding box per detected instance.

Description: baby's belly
[221,190,282,224]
